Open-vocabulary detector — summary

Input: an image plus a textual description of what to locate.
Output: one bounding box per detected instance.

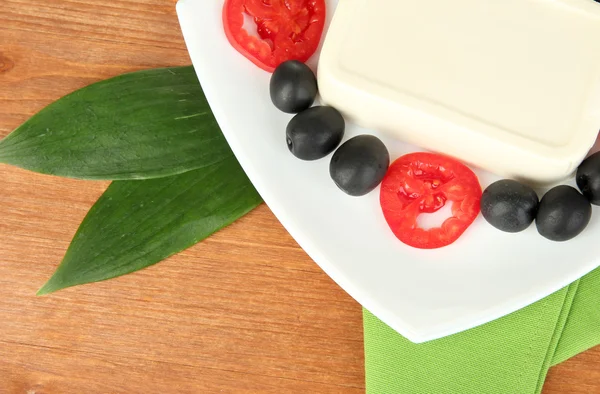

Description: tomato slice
[380,153,482,249]
[222,0,326,72]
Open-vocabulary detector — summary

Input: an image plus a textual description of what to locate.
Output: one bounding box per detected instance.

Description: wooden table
[0,1,598,392]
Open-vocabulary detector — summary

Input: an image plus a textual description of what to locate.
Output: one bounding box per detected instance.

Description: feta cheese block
[318,0,600,184]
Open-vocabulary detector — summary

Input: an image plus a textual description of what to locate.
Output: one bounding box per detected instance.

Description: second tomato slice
[380,152,482,249]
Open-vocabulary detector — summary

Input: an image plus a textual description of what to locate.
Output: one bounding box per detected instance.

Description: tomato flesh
[223,0,326,72]
[380,153,482,249]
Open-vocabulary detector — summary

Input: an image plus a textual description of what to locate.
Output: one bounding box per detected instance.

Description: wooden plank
[0,1,597,392]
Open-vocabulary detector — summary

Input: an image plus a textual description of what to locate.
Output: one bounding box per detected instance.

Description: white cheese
[318,0,600,184]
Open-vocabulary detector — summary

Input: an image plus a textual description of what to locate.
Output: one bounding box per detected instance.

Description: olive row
[481,153,600,241]
[270,60,390,196]
[269,60,600,243]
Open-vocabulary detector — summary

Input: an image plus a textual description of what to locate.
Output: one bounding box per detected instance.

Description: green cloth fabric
[363,267,600,394]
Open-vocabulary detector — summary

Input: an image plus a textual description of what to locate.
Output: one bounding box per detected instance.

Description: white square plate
[176,0,600,342]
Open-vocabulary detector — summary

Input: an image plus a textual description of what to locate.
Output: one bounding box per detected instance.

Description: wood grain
[0,1,598,393]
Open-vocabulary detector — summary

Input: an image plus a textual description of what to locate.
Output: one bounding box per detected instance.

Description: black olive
[329,135,389,196]
[576,151,600,205]
[286,106,345,161]
[481,179,539,233]
[270,60,318,113]
[536,185,592,242]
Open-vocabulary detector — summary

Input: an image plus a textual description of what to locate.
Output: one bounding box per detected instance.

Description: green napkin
[363,267,600,394]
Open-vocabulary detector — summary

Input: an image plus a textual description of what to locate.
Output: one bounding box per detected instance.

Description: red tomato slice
[380,153,482,249]
[223,0,326,72]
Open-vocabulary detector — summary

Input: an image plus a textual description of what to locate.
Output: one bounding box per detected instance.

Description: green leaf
[0,66,232,180]
[37,158,262,295]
